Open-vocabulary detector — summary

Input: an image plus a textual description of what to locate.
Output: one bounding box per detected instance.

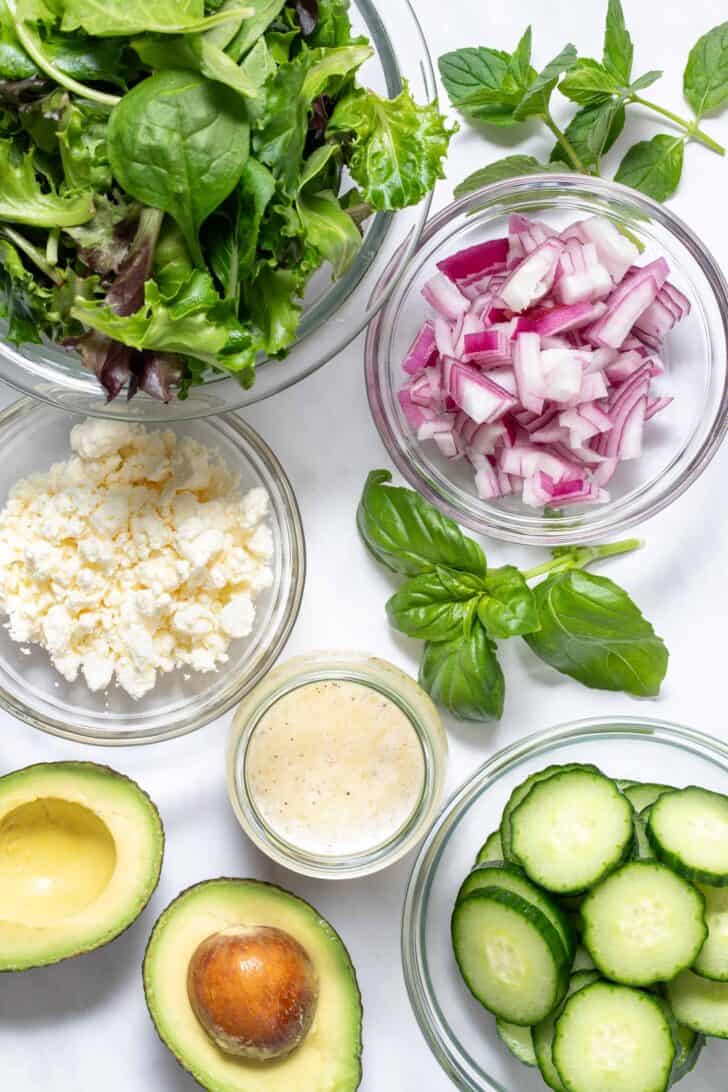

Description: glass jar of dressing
[227,652,447,879]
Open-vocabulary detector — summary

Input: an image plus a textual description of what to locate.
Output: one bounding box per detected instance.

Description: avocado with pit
[0,761,164,971]
[143,879,363,1092]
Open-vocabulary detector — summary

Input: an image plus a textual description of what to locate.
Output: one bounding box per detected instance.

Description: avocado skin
[0,761,165,972]
[142,878,363,1092]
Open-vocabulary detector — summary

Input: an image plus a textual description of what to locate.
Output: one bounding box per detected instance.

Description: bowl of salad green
[0,0,453,418]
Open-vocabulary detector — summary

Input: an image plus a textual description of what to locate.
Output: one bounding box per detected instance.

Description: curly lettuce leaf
[0,137,94,226]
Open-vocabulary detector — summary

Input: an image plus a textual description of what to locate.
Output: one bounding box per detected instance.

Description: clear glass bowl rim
[400,714,728,1092]
[226,650,448,879]
[365,173,728,545]
[0,398,307,746]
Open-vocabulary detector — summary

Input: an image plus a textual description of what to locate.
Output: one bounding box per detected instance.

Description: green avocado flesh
[0,761,164,971]
[143,879,363,1092]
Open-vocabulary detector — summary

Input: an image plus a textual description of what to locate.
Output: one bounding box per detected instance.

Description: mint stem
[630,95,725,155]
[542,112,589,173]
[522,537,643,581]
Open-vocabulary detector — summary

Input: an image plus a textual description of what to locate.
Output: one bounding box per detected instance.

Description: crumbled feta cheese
[0,420,274,700]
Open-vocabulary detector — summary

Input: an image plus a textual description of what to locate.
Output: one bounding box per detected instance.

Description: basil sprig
[444,0,727,204]
[358,471,668,723]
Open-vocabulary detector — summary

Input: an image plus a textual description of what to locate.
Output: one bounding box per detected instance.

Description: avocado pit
[187,925,319,1061]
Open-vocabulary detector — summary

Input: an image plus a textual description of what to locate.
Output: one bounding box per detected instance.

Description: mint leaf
[615,134,685,201]
[386,568,485,642]
[603,0,633,85]
[560,58,621,105]
[454,155,570,197]
[420,624,505,721]
[684,22,728,118]
[438,43,534,126]
[551,99,625,172]
[629,69,663,93]
[514,42,577,120]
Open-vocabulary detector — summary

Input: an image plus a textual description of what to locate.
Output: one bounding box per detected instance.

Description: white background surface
[1,2,728,1089]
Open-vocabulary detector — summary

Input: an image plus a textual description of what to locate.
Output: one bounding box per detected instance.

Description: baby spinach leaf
[386,568,485,643]
[133,34,261,99]
[455,155,568,197]
[420,623,505,722]
[615,133,684,201]
[524,569,668,698]
[684,22,728,118]
[0,233,54,342]
[551,98,625,173]
[296,144,359,277]
[210,0,284,57]
[438,43,534,126]
[107,70,250,266]
[0,138,94,225]
[327,82,454,210]
[237,158,276,275]
[357,469,487,578]
[59,0,252,37]
[513,42,577,120]
[477,565,539,639]
[603,0,633,85]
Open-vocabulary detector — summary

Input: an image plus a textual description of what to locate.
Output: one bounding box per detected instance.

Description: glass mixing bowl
[401,716,728,1092]
[0,0,437,421]
[0,400,305,744]
[366,175,728,545]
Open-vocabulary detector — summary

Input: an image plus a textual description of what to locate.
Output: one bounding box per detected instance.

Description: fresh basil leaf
[513,42,577,120]
[684,22,728,118]
[108,70,250,266]
[477,565,539,639]
[629,69,662,93]
[357,469,488,578]
[327,81,454,210]
[614,133,684,201]
[420,623,505,722]
[59,0,251,37]
[603,0,633,85]
[454,155,569,197]
[132,34,261,99]
[559,58,621,105]
[0,137,94,226]
[525,569,668,698]
[438,44,534,126]
[386,568,485,643]
[550,98,625,172]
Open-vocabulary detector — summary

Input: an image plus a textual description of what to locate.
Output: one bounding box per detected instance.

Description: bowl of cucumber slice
[401,716,728,1092]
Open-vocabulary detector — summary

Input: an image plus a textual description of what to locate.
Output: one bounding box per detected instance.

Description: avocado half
[0,761,164,971]
[143,879,363,1092]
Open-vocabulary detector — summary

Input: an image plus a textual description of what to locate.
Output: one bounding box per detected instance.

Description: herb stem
[542,112,589,173]
[630,95,725,155]
[0,226,64,285]
[522,537,643,581]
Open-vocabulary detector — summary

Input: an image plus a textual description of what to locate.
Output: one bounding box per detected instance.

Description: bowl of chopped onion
[365,174,728,545]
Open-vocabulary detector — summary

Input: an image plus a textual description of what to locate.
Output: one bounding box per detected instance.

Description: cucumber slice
[511,769,633,895]
[622,782,675,814]
[475,830,503,865]
[581,862,707,986]
[666,970,728,1038]
[457,862,576,961]
[495,1018,537,1067]
[553,982,676,1092]
[451,888,569,1025]
[648,787,728,886]
[693,883,728,981]
[533,970,600,1091]
[671,1024,705,1084]
[499,763,600,862]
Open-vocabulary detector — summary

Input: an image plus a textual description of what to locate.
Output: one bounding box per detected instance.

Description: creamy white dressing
[245,679,426,856]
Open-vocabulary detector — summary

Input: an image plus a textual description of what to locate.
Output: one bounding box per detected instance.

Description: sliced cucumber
[510,768,633,895]
[475,830,503,865]
[457,862,576,961]
[495,1018,537,1067]
[671,1023,705,1084]
[581,861,707,986]
[499,763,600,862]
[622,782,675,814]
[693,883,728,981]
[666,970,728,1038]
[533,970,600,1091]
[451,888,569,1025]
[648,786,728,886]
[553,982,676,1092]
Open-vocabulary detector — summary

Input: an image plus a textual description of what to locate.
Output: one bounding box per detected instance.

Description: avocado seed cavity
[187,925,319,1061]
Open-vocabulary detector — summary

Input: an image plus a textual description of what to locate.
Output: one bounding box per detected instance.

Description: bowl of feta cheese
[0,401,305,744]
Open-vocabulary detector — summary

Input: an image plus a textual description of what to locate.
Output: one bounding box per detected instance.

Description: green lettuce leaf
[0,137,94,226]
[58,0,253,37]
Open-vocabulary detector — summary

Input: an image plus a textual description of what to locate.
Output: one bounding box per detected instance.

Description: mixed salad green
[0,0,454,400]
